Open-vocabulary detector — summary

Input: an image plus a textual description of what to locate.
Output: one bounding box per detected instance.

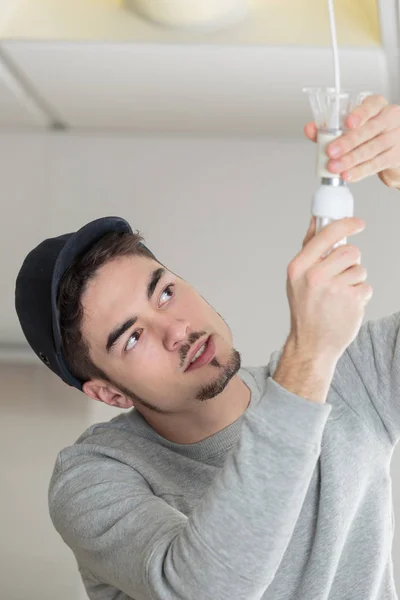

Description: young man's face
[80,254,241,412]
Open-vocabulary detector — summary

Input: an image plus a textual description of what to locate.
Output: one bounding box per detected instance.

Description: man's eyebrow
[105,267,166,353]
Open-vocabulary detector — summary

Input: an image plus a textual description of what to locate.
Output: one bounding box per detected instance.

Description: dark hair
[57,231,160,384]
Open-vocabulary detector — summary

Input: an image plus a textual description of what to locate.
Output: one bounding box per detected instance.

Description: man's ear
[82,379,134,409]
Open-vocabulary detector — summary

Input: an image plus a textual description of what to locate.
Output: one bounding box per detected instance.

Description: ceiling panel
[1,41,389,136]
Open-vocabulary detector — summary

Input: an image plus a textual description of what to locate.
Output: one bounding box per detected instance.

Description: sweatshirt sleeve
[48,376,331,600]
[333,310,400,448]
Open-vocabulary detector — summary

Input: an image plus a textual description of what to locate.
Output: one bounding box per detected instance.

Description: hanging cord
[327,0,341,129]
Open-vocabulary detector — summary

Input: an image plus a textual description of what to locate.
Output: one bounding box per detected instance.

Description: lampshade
[124,0,248,31]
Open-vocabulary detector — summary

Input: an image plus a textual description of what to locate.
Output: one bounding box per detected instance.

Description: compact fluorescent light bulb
[303,87,353,257]
[303,88,371,258]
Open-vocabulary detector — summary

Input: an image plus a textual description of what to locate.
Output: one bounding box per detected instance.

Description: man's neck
[139,375,252,445]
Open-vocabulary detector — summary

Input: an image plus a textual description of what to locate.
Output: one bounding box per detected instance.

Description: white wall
[1,130,400,599]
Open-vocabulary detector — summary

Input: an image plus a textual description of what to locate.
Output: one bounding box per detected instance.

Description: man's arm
[49,370,332,600]
[332,310,400,448]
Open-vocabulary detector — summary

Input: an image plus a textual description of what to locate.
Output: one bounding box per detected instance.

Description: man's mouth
[185,335,214,372]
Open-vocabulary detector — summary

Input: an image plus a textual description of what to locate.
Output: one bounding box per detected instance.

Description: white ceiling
[0,0,396,137]
[0,41,390,136]
[0,0,398,361]
[0,0,383,46]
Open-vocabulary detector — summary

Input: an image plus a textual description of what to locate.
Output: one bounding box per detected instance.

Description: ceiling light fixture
[124,0,248,32]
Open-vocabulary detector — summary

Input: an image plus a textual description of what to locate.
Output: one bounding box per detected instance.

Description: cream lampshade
[124,0,248,31]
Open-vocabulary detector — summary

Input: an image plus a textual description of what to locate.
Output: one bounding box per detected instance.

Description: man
[15,95,400,599]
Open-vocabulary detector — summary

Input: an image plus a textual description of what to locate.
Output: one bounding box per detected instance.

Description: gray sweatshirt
[48,311,400,600]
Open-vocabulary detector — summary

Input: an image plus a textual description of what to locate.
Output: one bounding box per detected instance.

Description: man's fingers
[304,122,318,142]
[302,216,317,247]
[299,217,365,269]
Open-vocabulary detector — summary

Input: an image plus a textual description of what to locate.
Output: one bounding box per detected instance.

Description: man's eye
[124,284,175,353]
[125,331,141,352]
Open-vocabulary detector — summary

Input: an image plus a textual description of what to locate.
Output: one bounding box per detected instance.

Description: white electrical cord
[327,0,341,94]
[327,0,341,129]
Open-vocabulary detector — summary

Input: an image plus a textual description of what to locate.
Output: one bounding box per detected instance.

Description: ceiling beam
[378,0,400,103]
[0,45,66,128]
